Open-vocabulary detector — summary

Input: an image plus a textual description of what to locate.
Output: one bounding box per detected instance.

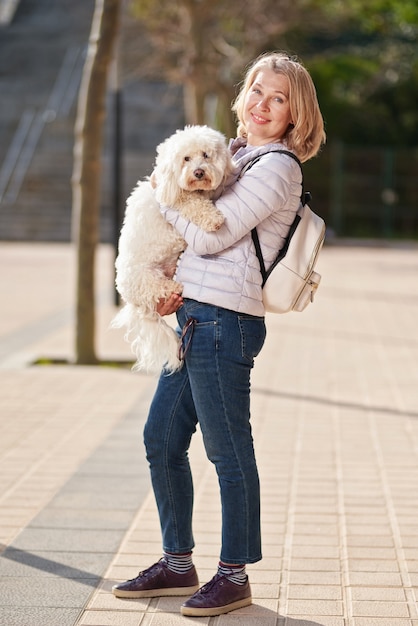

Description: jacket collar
[229,138,291,170]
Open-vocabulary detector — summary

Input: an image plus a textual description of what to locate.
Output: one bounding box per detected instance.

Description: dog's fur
[112,125,235,374]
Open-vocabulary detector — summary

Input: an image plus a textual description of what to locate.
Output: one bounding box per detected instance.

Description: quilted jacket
[160,140,302,317]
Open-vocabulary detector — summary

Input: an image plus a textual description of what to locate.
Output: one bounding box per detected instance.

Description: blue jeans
[143,299,266,565]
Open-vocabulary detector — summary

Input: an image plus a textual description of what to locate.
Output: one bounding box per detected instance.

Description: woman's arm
[160,153,300,255]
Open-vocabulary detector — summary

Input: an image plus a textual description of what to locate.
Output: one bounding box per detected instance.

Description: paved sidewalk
[0,241,418,626]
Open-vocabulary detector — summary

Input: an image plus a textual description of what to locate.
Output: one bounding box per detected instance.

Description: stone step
[0,0,185,242]
[0,0,21,25]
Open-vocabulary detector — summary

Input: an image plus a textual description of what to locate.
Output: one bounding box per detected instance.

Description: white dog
[112,125,235,375]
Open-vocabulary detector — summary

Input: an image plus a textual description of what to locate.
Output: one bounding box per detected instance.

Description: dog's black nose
[194,169,205,180]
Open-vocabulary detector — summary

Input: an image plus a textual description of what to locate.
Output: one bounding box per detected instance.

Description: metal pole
[330,141,344,237]
[111,40,123,306]
[381,148,396,239]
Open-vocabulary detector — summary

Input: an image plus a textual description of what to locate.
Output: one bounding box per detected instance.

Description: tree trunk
[72,0,120,364]
[181,0,212,126]
[183,79,206,125]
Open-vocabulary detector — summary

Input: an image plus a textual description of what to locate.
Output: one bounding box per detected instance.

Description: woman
[112,52,325,617]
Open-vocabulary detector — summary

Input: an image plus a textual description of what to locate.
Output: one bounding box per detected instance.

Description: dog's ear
[218,145,236,187]
[154,160,181,207]
[153,139,181,207]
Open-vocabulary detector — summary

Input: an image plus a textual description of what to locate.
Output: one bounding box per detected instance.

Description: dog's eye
[202,152,209,159]
[184,156,191,162]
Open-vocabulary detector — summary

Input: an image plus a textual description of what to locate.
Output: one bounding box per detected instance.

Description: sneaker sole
[112,584,200,599]
[181,595,252,617]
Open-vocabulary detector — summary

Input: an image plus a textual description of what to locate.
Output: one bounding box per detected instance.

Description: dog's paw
[212,211,225,230]
[158,278,183,300]
[171,280,183,295]
[197,209,225,232]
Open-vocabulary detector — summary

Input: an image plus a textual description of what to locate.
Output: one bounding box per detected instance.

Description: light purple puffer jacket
[160,141,302,317]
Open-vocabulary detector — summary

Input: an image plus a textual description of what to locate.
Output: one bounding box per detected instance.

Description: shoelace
[129,559,165,582]
[199,573,225,595]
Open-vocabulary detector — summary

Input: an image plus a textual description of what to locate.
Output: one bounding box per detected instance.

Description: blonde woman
[113,52,325,617]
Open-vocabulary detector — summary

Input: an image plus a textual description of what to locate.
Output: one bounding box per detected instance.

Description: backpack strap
[251,227,267,284]
[243,149,308,287]
[239,149,310,206]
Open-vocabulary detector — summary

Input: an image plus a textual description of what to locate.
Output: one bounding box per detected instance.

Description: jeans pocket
[238,316,266,364]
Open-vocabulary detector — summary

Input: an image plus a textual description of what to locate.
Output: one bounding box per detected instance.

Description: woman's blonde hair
[232,52,326,162]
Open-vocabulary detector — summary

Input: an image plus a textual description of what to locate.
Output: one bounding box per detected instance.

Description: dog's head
[153,125,235,207]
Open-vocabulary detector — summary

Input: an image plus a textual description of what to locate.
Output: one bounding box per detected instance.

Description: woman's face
[243,68,293,146]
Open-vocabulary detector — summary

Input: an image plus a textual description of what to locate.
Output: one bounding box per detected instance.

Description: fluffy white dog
[112,125,235,374]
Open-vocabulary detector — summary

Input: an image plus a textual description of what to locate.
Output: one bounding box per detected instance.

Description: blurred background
[0,0,417,245]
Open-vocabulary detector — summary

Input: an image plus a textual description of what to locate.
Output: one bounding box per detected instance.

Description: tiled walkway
[0,242,418,626]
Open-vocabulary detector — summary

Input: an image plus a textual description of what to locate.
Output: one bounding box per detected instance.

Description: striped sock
[218,562,247,585]
[163,552,194,574]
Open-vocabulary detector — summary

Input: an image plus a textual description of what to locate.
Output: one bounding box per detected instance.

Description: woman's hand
[156,293,184,316]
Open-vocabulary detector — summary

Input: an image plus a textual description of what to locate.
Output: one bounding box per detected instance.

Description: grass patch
[32,357,135,369]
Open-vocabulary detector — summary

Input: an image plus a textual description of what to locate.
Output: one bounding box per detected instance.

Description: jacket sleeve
[160,153,300,256]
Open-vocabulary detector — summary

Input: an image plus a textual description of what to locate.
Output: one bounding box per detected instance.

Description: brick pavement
[0,241,418,626]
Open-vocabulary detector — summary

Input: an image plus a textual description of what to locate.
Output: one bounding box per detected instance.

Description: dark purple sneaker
[112,558,199,598]
[181,572,252,616]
